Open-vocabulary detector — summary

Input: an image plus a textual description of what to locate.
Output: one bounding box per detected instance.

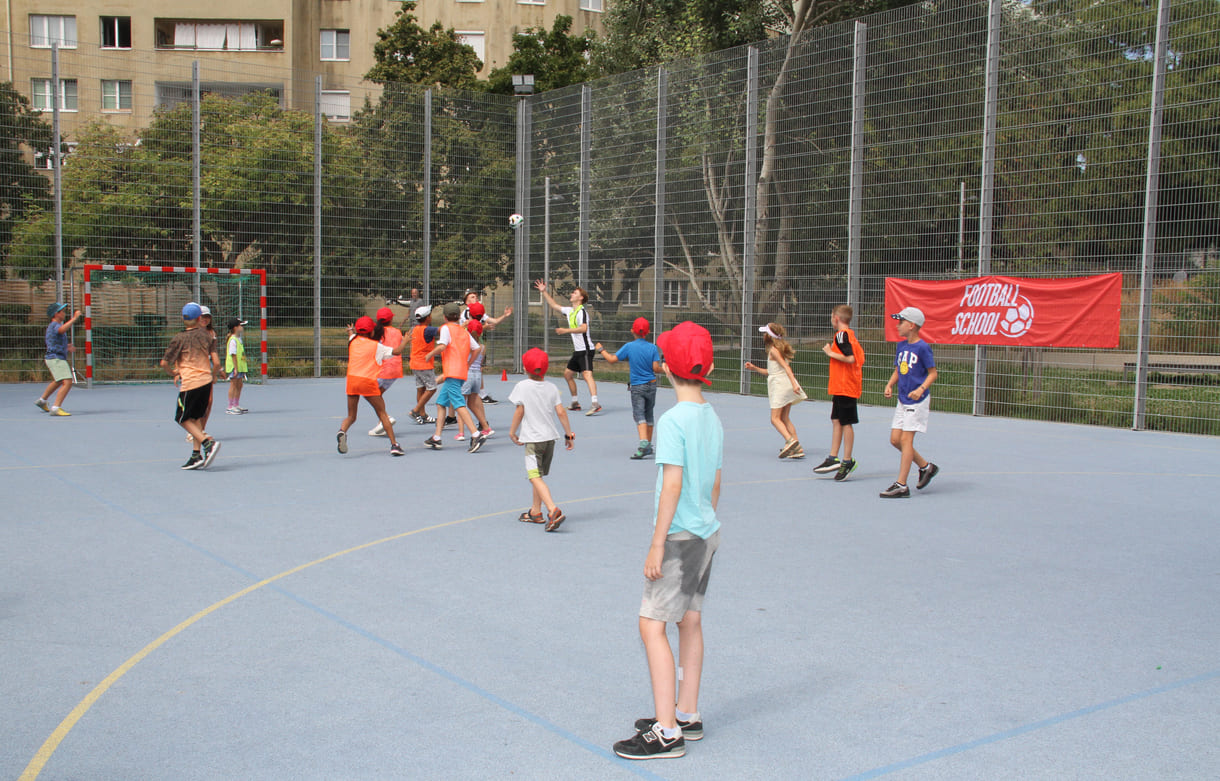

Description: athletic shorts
[377,377,397,392]
[227,370,247,381]
[413,369,437,391]
[435,377,467,409]
[891,397,931,433]
[175,384,212,423]
[831,395,859,425]
[629,382,657,425]
[567,350,596,374]
[524,440,555,479]
[640,530,720,623]
[45,358,71,382]
[461,369,483,397]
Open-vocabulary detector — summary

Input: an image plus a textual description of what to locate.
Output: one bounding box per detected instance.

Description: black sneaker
[481,394,498,405]
[200,438,221,468]
[424,436,443,450]
[630,445,648,460]
[880,481,910,498]
[181,452,204,470]
[812,455,840,474]
[917,462,939,490]
[468,433,486,453]
[613,722,685,760]
[337,431,348,454]
[445,415,457,426]
[633,715,703,741]
[389,443,405,456]
[834,459,857,482]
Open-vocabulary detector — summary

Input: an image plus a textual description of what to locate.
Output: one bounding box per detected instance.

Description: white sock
[676,708,697,722]
[591,395,598,404]
[659,725,681,739]
[49,405,59,411]
[572,395,579,402]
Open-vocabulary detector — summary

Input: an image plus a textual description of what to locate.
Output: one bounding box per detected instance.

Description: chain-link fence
[3,0,1218,433]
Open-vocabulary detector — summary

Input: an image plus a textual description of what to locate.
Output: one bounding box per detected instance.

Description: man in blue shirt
[596,317,663,459]
[882,306,940,497]
[37,302,81,416]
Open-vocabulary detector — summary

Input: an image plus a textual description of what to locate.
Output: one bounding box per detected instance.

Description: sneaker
[917,462,940,490]
[544,506,566,532]
[454,433,465,442]
[337,431,348,454]
[468,433,486,453]
[779,438,799,458]
[389,443,405,457]
[812,456,840,474]
[35,398,50,412]
[613,722,685,760]
[630,445,648,460]
[642,443,654,457]
[880,481,910,498]
[445,415,457,426]
[200,438,221,468]
[633,715,703,741]
[181,452,204,470]
[585,403,602,416]
[370,423,387,436]
[50,407,71,416]
[234,406,249,414]
[480,428,495,438]
[568,401,582,411]
[481,394,498,405]
[834,459,858,482]
[226,407,242,415]
[424,436,443,450]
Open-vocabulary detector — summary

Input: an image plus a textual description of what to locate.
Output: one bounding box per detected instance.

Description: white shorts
[891,397,930,433]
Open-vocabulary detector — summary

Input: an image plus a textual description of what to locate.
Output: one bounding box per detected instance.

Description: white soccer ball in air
[998,299,1035,338]
[509,213,524,228]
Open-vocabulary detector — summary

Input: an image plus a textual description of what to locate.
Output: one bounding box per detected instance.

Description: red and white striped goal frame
[83,264,267,386]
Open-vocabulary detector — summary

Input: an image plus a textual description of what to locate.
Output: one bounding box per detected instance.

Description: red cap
[522,347,549,377]
[632,317,650,337]
[375,307,394,324]
[354,316,376,335]
[466,319,484,336]
[467,302,486,320]
[656,321,713,385]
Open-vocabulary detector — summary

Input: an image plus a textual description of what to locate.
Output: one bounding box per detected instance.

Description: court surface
[3,377,1218,780]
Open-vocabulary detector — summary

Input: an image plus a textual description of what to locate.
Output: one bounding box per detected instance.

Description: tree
[366,1,484,89]
[486,16,596,95]
[0,82,53,270]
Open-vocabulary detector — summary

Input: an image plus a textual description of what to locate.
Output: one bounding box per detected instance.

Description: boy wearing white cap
[881,307,939,498]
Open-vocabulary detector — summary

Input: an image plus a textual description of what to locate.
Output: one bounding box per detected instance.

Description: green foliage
[0,82,53,268]
[486,16,595,95]
[366,1,484,89]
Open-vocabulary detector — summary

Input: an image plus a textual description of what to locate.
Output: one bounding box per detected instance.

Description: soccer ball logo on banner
[998,295,1035,338]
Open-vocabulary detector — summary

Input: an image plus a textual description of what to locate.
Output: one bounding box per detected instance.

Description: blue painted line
[11,448,664,780]
[840,668,1220,781]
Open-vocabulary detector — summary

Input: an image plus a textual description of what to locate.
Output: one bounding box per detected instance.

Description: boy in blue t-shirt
[595,317,663,459]
[613,321,722,761]
[882,306,939,498]
[37,302,82,416]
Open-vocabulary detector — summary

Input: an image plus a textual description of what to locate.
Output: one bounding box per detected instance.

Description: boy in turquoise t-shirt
[613,321,723,761]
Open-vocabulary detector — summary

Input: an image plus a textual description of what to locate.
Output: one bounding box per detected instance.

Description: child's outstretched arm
[742,361,767,375]
[594,343,620,363]
[646,464,683,580]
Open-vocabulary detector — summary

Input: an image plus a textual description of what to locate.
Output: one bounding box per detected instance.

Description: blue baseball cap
[182,302,202,320]
[46,302,68,319]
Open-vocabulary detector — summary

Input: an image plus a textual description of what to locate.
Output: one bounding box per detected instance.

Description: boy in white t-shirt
[508,348,575,532]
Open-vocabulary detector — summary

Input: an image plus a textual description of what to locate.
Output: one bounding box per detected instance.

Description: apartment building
[2,0,605,137]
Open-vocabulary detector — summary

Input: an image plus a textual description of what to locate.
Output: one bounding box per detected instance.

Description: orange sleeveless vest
[827,327,865,398]
[440,322,471,381]
[346,336,382,396]
[409,324,435,371]
[379,328,404,379]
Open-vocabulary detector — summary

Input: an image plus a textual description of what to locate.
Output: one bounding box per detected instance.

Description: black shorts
[175,384,212,423]
[567,350,596,374]
[830,394,859,425]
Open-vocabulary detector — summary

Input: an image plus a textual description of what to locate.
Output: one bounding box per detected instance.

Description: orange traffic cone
[501,368,508,381]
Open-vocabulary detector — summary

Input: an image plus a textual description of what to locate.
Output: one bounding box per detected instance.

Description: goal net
[84,264,266,385]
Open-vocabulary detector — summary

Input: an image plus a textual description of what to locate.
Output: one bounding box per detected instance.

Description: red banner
[884,274,1122,347]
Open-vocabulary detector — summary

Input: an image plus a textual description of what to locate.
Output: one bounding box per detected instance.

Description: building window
[579,0,603,11]
[30,15,78,48]
[456,31,485,64]
[155,20,283,51]
[663,280,687,308]
[32,78,78,112]
[102,80,133,111]
[621,278,640,307]
[100,16,132,49]
[320,90,351,122]
[320,29,350,61]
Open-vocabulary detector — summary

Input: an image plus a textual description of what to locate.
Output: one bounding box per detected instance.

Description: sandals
[518,510,545,524]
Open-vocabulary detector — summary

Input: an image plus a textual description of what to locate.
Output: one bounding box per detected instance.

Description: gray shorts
[524,440,555,479]
[640,529,720,622]
[413,369,437,391]
[377,377,398,392]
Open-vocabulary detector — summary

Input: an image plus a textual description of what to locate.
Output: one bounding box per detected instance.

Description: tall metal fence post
[1133,0,1172,430]
[192,61,201,302]
[313,76,323,377]
[973,0,1002,416]
[653,67,667,335]
[423,89,433,302]
[847,22,867,315]
[513,96,532,370]
[51,43,64,303]
[544,175,551,356]
[739,47,760,395]
[578,85,592,289]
